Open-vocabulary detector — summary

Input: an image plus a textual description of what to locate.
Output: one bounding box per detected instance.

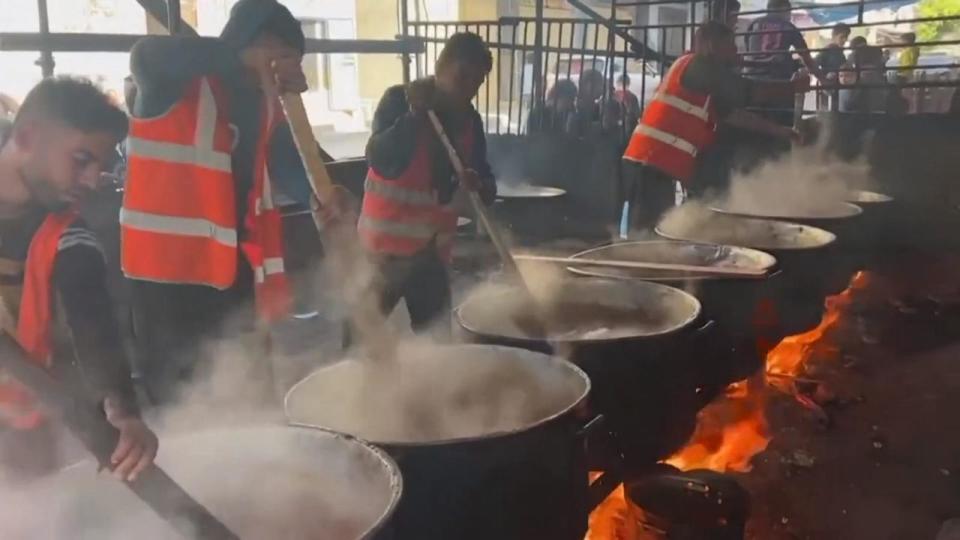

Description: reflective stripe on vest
[119,208,238,247]
[651,91,711,122]
[122,76,238,289]
[632,123,698,157]
[358,119,472,261]
[0,211,76,430]
[240,98,291,322]
[623,54,716,184]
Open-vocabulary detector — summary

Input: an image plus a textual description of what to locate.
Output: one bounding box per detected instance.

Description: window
[300,19,326,92]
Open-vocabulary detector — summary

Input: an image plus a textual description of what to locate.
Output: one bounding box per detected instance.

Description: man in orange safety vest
[0,77,157,483]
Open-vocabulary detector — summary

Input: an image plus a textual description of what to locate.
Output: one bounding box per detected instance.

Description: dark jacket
[366,84,496,205]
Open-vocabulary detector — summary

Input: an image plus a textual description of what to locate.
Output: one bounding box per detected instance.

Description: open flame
[585,272,872,539]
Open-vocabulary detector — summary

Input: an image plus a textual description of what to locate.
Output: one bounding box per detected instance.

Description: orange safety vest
[623,54,717,185]
[0,211,76,430]
[121,77,290,322]
[357,119,474,262]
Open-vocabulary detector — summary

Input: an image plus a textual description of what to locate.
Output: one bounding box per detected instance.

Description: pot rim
[495,185,567,199]
[566,240,777,283]
[285,344,592,449]
[709,201,863,221]
[656,217,837,252]
[456,278,703,344]
[845,189,894,204]
[38,425,404,540]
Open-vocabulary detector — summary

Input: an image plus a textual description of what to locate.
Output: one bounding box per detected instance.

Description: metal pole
[166,0,180,35]
[400,0,411,84]
[531,0,545,113]
[36,0,54,77]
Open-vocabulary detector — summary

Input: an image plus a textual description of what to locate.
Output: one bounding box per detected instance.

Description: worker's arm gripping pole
[425,110,518,275]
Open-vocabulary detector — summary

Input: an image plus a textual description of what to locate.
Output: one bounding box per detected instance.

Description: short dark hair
[617,73,631,85]
[15,77,128,141]
[695,21,735,51]
[548,79,578,101]
[768,0,791,10]
[436,32,493,74]
[903,32,916,43]
[833,23,851,37]
[850,36,868,47]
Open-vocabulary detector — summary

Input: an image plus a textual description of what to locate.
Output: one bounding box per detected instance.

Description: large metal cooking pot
[286,344,592,540]
[456,278,706,469]
[493,183,568,242]
[566,241,778,381]
[656,212,838,335]
[845,190,896,266]
[0,426,402,540]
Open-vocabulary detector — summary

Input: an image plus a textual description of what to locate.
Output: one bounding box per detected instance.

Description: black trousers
[621,161,678,233]
[129,261,272,407]
[345,244,452,348]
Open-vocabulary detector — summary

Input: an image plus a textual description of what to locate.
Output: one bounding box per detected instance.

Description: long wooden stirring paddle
[425,110,519,275]
[280,93,396,361]
[513,254,768,278]
[425,110,551,337]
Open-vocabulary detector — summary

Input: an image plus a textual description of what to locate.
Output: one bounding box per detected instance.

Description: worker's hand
[271,57,308,94]
[105,407,158,482]
[459,168,482,192]
[241,47,307,95]
[778,125,803,144]
[407,78,437,114]
[312,185,358,229]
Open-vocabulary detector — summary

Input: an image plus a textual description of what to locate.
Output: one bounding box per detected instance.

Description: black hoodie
[129,0,314,222]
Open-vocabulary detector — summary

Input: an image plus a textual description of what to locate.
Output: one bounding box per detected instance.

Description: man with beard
[620,22,807,233]
[0,77,157,482]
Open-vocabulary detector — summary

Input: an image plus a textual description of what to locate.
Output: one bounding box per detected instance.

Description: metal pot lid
[710,201,863,221]
[657,211,836,251]
[566,240,777,282]
[846,189,894,204]
[0,426,402,540]
[496,183,567,199]
[457,278,702,344]
[286,344,590,447]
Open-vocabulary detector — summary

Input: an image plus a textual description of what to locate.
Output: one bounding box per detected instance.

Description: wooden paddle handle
[279,93,336,207]
[514,254,768,278]
[0,334,237,540]
[425,110,518,274]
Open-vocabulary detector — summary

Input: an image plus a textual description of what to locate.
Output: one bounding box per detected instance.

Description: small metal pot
[286,344,595,540]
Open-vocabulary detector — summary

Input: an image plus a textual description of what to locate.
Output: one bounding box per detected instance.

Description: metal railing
[401,0,960,136]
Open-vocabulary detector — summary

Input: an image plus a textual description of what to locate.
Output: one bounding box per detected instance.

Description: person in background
[744,0,824,123]
[0,77,157,482]
[712,0,742,29]
[898,32,920,80]
[123,0,343,406]
[621,22,806,232]
[569,69,621,137]
[613,73,642,129]
[527,79,578,135]
[816,23,851,110]
[839,45,889,113]
[358,32,496,341]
